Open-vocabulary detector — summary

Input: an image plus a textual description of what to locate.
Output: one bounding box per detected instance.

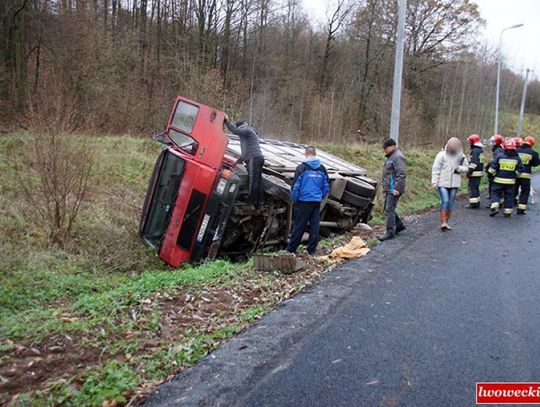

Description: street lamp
[389,0,407,145]
[516,68,533,136]
[494,23,524,135]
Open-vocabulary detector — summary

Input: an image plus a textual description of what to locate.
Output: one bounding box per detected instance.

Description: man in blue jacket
[287,146,330,255]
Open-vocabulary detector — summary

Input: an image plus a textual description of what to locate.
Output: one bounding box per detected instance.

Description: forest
[2,0,540,145]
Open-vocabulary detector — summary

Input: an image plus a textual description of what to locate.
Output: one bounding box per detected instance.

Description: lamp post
[389,0,406,144]
[516,68,533,136]
[494,23,524,135]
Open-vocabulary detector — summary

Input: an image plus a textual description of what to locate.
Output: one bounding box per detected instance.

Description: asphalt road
[145,175,540,407]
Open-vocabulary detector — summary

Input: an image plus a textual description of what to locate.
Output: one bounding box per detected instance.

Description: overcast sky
[302,0,540,79]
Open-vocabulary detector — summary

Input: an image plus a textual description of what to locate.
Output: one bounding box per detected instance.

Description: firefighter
[488,139,524,217]
[466,134,484,208]
[515,136,540,214]
[485,134,504,205]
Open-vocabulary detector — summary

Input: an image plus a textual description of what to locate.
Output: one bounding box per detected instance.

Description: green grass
[500,111,540,137]
[320,143,442,221]
[1,260,241,340]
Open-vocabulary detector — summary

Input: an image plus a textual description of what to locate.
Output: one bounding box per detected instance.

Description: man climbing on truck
[225,116,265,207]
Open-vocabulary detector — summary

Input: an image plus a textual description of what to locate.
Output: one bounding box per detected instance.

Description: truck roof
[226,134,369,177]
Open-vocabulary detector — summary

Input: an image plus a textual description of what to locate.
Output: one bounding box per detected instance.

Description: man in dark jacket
[379,139,407,241]
[487,138,524,217]
[287,146,330,255]
[225,117,265,206]
[466,134,485,209]
[515,136,540,214]
[485,134,504,204]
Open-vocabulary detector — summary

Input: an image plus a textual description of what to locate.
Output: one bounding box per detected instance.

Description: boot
[440,210,448,231]
[446,210,453,230]
[378,231,395,241]
[516,209,526,215]
[395,223,406,234]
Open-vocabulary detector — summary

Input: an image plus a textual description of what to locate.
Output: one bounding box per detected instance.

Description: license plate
[197,214,210,243]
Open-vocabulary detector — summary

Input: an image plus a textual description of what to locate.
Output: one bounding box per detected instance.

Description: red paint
[158,97,228,267]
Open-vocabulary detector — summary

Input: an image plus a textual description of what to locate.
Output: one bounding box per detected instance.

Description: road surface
[145,175,540,407]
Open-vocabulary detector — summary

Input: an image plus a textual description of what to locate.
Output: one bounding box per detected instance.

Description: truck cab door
[165,97,228,169]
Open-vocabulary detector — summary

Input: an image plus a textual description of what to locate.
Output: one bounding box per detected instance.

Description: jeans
[384,193,404,234]
[287,202,321,254]
[437,187,458,210]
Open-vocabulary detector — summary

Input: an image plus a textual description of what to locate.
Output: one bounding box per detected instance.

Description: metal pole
[494,23,523,135]
[516,68,531,136]
[389,0,406,144]
[494,33,503,135]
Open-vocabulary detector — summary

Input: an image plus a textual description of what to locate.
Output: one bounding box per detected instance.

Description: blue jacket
[291,158,330,203]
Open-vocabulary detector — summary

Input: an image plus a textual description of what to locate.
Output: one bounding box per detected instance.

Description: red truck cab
[139,97,240,267]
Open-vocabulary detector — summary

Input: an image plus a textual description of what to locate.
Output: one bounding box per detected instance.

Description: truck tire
[342,190,372,209]
[357,176,378,188]
[345,178,376,199]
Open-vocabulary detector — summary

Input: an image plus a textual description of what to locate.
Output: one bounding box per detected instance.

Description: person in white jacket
[431,137,469,230]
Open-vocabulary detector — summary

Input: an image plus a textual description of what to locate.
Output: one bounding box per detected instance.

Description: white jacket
[431,149,469,189]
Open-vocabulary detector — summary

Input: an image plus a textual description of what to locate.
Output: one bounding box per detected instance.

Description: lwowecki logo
[476,382,540,404]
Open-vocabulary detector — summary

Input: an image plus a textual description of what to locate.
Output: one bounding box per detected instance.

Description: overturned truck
[139,96,378,267]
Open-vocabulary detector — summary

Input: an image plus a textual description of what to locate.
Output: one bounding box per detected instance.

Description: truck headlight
[216,178,227,195]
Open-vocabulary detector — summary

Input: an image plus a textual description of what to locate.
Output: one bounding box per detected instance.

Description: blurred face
[383,145,395,155]
[447,138,462,155]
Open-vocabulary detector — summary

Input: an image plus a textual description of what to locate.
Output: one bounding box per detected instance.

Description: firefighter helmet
[503,139,516,150]
[524,136,535,147]
[513,137,523,147]
[490,134,504,146]
[468,134,481,144]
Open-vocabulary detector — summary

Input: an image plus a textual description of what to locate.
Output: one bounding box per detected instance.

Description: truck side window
[171,101,198,134]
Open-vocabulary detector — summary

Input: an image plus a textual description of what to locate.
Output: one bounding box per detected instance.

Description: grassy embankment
[1,113,539,406]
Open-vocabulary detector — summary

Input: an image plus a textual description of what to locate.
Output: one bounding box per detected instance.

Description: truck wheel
[357,176,378,188]
[345,179,376,199]
[342,190,372,209]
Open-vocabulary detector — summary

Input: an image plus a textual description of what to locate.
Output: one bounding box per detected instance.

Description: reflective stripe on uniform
[518,203,527,210]
[494,177,515,185]
[499,159,518,171]
[469,197,480,203]
[490,202,500,209]
[470,171,483,177]
[517,172,532,179]
[518,153,532,165]
[504,208,513,214]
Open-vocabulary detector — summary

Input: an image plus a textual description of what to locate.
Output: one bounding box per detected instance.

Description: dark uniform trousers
[491,183,515,215]
[468,177,482,204]
[514,177,531,211]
